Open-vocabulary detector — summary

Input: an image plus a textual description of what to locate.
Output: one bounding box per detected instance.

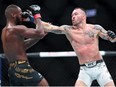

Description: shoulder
[87,24,102,28]
[12,25,27,31]
[12,25,27,29]
[94,24,103,30]
[10,25,27,33]
[87,24,104,31]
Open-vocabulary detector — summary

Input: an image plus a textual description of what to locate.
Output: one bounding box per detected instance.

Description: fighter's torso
[1,26,27,62]
[65,24,102,64]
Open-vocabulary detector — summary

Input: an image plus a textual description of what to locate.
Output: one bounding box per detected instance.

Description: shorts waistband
[80,59,103,68]
[9,60,28,67]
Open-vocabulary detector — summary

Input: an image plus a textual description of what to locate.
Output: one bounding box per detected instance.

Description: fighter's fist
[107,30,116,39]
[22,11,34,22]
[28,5,41,19]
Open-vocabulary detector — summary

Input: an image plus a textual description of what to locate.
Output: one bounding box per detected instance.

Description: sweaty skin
[2,26,27,62]
[40,8,115,86]
[1,5,45,62]
[41,9,116,65]
[42,23,106,64]
[64,24,103,64]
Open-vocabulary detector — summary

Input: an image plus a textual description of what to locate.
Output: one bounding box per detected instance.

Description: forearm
[33,18,47,38]
[35,18,43,31]
[41,21,65,34]
[24,38,41,50]
[100,32,116,42]
[96,25,116,42]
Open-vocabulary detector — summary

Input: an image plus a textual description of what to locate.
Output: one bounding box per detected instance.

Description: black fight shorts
[8,60,43,86]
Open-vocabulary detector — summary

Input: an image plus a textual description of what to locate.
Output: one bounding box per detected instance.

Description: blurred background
[0,0,116,52]
[0,0,116,86]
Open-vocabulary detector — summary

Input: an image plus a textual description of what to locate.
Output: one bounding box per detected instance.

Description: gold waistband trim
[9,60,28,67]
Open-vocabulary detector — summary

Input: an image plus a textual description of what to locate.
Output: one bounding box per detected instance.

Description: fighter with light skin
[40,8,116,87]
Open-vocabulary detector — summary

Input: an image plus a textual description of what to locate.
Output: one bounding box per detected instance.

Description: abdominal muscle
[72,44,102,65]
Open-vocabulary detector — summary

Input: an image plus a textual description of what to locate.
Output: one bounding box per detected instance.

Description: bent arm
[41,21,71,34]
[24,38,41,50]
[95,25,116,42]
[13,19,46,38]
[24,19,46,50]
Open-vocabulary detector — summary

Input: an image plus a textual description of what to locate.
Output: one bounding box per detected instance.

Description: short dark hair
[5,4,19,18]
[74,7,86,15]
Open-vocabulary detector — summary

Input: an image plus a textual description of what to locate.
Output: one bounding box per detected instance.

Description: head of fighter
[71,8,86,26]
[5,4,22,25]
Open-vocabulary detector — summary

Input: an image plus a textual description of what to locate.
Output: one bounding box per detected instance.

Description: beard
[73,22,79,26]
[72,20,82,26]
[15,17,22,25]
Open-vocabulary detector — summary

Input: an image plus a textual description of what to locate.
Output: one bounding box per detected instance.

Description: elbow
[37,31,47,39]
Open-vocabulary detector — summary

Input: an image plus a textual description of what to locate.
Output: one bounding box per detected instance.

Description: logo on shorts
[38,73,42,78]
[85,62,97,68]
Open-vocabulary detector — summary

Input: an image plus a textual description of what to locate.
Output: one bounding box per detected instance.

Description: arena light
[86,9,97,17]
[100,51,106,56]
[40,51,76,57]
[0,51,116,58]
[40,51,106,57]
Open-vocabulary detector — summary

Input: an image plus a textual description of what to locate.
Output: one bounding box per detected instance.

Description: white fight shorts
[77,60,113,86]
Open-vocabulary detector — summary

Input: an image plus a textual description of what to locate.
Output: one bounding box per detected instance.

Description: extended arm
[95,25,116,42]
[23,5,70,35]
[41,21,72,34]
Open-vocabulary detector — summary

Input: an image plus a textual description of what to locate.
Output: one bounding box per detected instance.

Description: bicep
[94,25,109,40]
[13,26,40,38]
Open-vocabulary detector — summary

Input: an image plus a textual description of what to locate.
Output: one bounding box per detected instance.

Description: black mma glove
[22,11,34,22]
[107,30,116,39]
[28,5,41,19]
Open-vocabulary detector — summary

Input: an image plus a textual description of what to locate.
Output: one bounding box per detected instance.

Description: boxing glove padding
[28,5,41,19]
[107,30,116,39]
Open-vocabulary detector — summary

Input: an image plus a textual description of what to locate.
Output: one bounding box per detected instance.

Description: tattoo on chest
[85,31,94,38]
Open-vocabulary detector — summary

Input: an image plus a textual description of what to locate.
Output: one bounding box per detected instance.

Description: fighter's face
[14,8,22,25]
[71,9,85,26]
[15,16,21,25]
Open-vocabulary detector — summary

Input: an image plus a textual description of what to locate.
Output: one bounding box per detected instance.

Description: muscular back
[1,27,27,62]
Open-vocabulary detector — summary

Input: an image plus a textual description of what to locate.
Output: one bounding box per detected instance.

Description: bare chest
[67,30,96,44]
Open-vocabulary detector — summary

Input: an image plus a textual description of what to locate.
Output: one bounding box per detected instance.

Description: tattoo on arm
[51,30,63,34]
[94,25,107,34]
[50,25,71,34]
[94,25,109,40]
[24,38,40,50]
[62,25,72,30]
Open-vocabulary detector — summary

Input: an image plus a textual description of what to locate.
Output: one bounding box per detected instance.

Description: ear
[82,15,86,20]
[11,13,16,18]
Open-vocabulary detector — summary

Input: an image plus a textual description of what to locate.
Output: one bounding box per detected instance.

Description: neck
[73,22,86,30]
[6,19,16,26]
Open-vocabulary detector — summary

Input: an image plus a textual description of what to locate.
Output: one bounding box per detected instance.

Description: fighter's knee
[104,81,115,87]
[38,78,49,86]
[75,80,87,87]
